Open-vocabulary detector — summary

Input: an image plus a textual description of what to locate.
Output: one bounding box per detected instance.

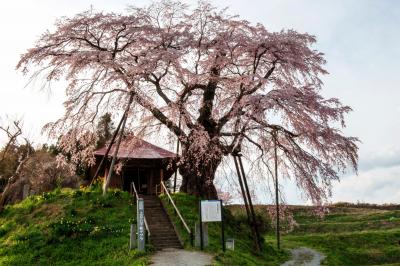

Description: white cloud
[332,165,400,204]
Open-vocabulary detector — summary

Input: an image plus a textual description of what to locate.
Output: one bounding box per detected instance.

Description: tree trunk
[0,154,30,212]
[178,134,222,199]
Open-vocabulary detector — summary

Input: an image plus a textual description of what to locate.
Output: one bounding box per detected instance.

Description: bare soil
[150,248,213,266]
[281,247,325,266]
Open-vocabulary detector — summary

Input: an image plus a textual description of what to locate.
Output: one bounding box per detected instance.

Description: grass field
[264,205,400,265]
[1,188,399,265]
[0,187,148,265]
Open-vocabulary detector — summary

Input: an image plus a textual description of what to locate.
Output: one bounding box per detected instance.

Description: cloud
[358,148,400,172]
[332,165,400,204]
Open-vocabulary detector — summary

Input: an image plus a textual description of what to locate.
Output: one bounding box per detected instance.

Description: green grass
[160,193,288,265]
[263,206,400,265]
[3,189,399,265]
[0,187,148,265]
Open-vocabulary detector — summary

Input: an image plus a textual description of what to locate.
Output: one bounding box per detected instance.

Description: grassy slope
[3,188,399,266]
[264,206,400,265]
[160,193,288,265]
[0,188,148,266]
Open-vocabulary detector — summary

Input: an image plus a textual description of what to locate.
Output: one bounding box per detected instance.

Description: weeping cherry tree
[17,1,358,201]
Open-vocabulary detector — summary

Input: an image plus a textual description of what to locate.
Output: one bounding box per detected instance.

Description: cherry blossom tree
[17,1,358,201]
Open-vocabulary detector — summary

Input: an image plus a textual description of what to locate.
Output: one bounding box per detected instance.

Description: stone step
[146,213,169,216]
[150,227,175,234]
[146,215,169,219]
[138,195,182,249]
[150,231,176,235]
[148,230,177,235]
[149,228,175,232]
[147,220,172,224]
[147,219,171,223]
[146,214,170,219]
[146,211,167,215]
[147,220,171,224]
[153,241,182,247]
[148,227,175,232]
[151,231,176,237]
[154,243,182,248]
[155,245,182,249]
[147,219,170,222]
[148,224,172,228]
[152,243,181,249]
[151,237,180,242]
[148,223,173,227]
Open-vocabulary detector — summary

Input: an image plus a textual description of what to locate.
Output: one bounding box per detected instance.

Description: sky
[0,0,399,204]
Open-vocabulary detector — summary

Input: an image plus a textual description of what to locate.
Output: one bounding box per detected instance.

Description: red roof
[94,135,176,159]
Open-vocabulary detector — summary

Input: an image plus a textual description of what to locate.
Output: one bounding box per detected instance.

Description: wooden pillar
[160,168,164,193]
[149,169,154,195]
[103,166,109,190]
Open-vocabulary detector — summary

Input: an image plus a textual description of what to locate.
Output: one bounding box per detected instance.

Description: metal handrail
[131,182,150,238]
[160,181,192,242]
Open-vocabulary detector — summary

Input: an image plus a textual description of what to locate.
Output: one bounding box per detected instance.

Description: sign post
[199,201,204,250]
[129,224,136,250]
[220,200,225,252]
[137,198,145,251]
[199,200,225,252]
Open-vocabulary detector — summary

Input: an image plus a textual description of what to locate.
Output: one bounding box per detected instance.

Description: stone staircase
[140,194,182,250]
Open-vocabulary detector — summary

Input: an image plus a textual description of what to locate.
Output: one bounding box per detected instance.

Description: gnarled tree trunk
[179,132,223,199]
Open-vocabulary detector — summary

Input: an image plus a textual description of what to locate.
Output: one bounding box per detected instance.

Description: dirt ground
[150,248,213,266]
[281,247,326,266]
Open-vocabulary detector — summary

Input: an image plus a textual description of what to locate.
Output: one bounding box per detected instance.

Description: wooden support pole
[221,199,225,252]
[160,169,164,194]
[273,132,281,250]
[233,156,252,221]
[89,110,125,187]
[237,154,262,252]
[233,155,260,252]
[173,115,181,193]
[199,201,204,250]
[103,93,133,195]
[103,112,128,195]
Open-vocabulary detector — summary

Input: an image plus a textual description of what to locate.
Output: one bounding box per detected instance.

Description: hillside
[0,187,148,265]
[278,205,400,265]
[0,188,287,265]
[1,189,399,265]
[249,204,400,265]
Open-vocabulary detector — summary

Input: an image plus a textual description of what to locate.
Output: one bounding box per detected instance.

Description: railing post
[132,182,136,201]
[161,181,192,247]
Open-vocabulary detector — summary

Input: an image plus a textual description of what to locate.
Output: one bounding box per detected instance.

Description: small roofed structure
[90,135,177,195]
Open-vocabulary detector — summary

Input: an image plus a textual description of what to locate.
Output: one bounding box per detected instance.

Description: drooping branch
[217,60,278,132]
[0,121,22,163]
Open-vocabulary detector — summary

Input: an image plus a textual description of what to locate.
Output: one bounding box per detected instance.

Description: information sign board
[200,200,222,222]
